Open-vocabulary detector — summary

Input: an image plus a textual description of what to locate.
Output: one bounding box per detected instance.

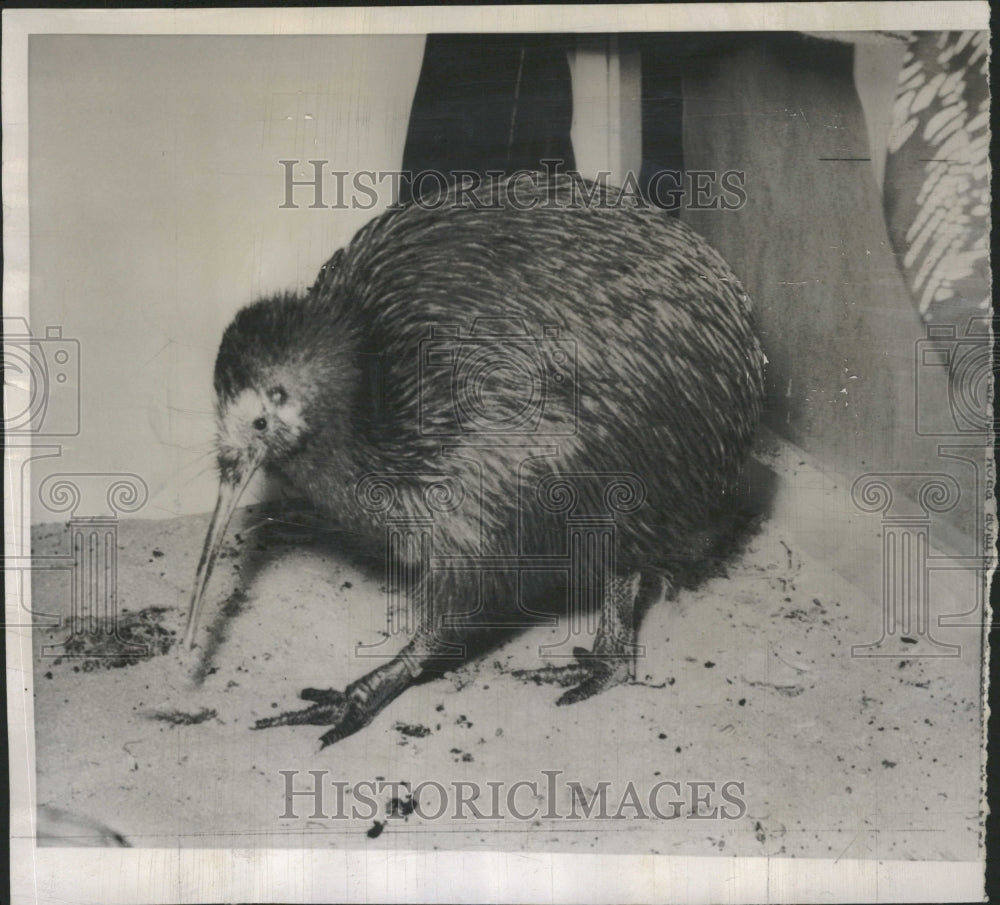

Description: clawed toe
[510,659,593,688]
[511,645,635,704]
[318,707,374,747]
[511,570,648,706]
[555,656,632,705]
[253,687,371,746]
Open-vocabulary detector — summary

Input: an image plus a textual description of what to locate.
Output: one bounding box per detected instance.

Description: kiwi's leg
[512,570,663,705]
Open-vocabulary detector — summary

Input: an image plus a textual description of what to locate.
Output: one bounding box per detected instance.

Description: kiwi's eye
[253,416,267,431]
[267,386,288,405]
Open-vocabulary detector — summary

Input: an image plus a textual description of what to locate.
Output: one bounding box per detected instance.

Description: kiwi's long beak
[183,449,264,650]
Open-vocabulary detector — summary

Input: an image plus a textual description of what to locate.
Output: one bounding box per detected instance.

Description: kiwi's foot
[511,642,637,706]
[556,646,635,705]
[510,570,649,705]
[253,686,374,748]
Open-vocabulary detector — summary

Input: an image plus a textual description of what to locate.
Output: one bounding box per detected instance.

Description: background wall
[678,33,987,546]
[26,33,987,549]
[27,35,425,520]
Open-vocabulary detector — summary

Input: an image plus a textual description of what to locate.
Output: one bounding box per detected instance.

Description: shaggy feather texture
[212,174,766,628]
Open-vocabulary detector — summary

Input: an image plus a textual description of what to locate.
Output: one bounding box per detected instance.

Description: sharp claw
[319,725,351,748]
[319,704,373,747]
[253,686,372,746]
[254,703,327,729]
[253,688,353,730]
[510,647,634,700]
[556,659,630,705]
[556,679,601,706]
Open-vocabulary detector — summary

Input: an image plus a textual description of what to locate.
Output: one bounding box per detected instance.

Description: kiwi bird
[184,174,766,747]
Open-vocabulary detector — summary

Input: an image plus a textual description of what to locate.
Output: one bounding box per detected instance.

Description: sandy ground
[29,440,985,859]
